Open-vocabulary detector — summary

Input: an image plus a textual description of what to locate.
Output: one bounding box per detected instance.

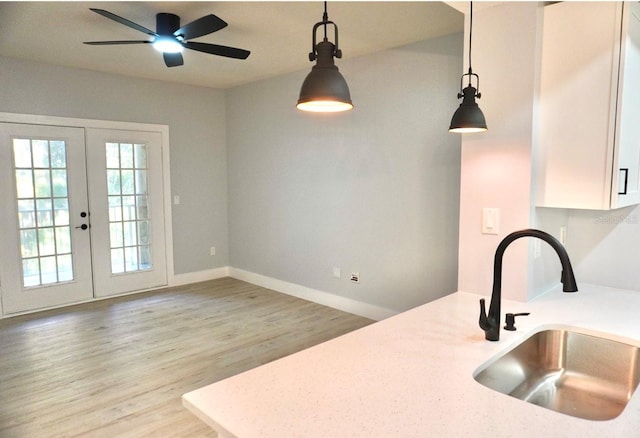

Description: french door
[86,128,167,298]
[0,123,167,314]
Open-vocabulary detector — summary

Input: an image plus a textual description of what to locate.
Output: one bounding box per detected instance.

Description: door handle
[75,224,89,230]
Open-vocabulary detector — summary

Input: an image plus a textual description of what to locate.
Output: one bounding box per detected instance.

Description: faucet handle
[479,298,496,330]
[504,312,530,331]
[479,298,499,341]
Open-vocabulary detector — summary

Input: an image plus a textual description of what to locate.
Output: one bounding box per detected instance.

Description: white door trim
[0,112,174,316]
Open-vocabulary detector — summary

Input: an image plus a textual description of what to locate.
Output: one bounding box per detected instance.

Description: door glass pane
[18,200,36,228]
[107,170,121,195]
[34,169,52,197]
[108,196,122,222]
[109,222,123,248]
[122,196,135,220]
[135,170,148,195]
[57,254,73,282]
[13,139,32,167]
[12,138,74,287]
[15,169,34,198]
[50,141,66,168]
[111,248,125,274]
[20,230,38,258]
[36,199,53,227]
[105,142,153,274]
[55,227,72,253]
[123,221,136,246]
[106,143,120,168]
[120,143,134,168]
[38,228,56,256]
[40,256,57,284]
[134,144,147,168]
[53,199,70,226]
[22,259,40,287]
[136,195,149,219]
[121,170,134,195]
[138,221,150,245]
[139,246,151,269]
[32,140,50,168]
[52,170,68,196]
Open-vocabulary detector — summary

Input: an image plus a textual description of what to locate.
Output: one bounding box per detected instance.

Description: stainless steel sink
[474,328,640,420]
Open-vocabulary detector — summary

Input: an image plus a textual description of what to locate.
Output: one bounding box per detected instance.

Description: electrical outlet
[350,272,360,283]
[332,267,341,279]
[210,246,216,256]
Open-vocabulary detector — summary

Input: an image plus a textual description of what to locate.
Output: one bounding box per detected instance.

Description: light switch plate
[482,208,499,235]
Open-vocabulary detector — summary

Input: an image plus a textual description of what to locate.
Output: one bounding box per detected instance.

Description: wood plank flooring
[0,277,373,437]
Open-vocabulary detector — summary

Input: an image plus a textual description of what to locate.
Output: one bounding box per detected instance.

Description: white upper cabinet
[537,2,640,210]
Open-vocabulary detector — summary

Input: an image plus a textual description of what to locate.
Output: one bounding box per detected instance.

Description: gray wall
[0,56,229,275]
[1,32,463,313]
[226,34,463,312]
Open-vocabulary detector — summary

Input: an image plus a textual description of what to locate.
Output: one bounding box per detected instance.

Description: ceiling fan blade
[175,14,228,40]
[84,40,151,45]
[90,8,157,37]
[163,52,184,67]
[184,42,250,60]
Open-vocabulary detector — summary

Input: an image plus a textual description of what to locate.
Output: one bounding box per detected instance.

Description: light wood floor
[0,277,373,437]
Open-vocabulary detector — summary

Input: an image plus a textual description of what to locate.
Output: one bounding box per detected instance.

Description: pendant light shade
[449,82,487,133]
[297,2,353,112]
[450,1,487,133]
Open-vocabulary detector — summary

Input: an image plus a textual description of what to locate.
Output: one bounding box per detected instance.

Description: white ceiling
[0,1,464,89]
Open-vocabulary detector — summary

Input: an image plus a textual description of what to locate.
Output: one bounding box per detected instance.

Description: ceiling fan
[84,8,251,67]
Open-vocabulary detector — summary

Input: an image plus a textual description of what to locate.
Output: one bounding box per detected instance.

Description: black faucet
[479,228,578,341]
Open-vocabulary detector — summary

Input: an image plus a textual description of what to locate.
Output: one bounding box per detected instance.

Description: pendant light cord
[323,1,328,40]
[468,1,473,84]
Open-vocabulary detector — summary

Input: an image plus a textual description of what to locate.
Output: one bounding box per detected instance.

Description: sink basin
[474,328,640,420]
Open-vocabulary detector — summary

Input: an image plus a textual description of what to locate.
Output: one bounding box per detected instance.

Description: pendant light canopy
[449,1,487,133]
[297,2,353,112]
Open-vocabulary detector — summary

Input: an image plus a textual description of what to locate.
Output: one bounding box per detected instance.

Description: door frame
[0,112,174,316]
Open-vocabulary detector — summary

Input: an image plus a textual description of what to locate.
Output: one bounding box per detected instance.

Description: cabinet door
[612,2,640,208]
[537,2,621,210]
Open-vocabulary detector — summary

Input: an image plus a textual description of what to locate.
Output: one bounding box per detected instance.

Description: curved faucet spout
[480,228,578,341]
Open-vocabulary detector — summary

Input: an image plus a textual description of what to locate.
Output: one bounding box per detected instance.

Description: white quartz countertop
[182,284,640,437]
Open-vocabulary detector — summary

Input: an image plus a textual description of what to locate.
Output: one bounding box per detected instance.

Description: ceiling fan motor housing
[157,13,180,36]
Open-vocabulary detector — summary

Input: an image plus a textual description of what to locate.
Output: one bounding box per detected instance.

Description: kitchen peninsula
[183,285,640,437]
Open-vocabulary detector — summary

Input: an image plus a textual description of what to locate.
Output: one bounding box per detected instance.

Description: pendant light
[449,1,487,133]
[297,1,353,112]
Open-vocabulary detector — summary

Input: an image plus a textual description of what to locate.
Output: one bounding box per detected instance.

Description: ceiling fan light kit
[84,8,250,68]
[297,1,353,113]
[152,37,183,54]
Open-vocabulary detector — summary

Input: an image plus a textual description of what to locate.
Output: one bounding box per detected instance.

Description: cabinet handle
[619,168,629,195]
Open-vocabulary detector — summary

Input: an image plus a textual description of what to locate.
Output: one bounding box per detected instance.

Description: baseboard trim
[2,266,396,321]
[228,268,397,321]
[170,267,230,287]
